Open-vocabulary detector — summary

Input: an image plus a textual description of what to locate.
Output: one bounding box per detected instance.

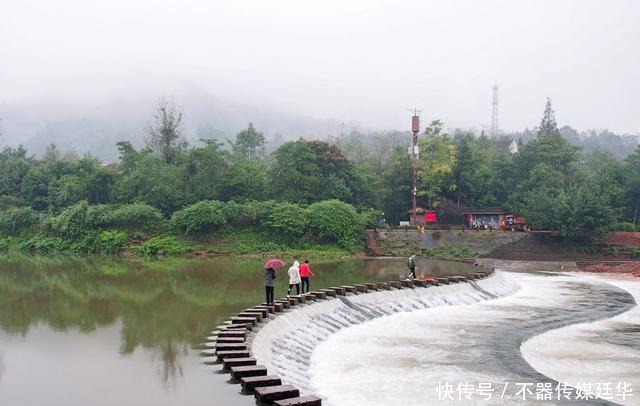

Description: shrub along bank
[0,199,373,257]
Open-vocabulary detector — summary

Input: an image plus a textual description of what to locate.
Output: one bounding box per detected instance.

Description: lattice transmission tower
[491,84,499,136]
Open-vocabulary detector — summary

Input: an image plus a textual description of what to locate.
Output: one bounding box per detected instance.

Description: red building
[406,206,438,226]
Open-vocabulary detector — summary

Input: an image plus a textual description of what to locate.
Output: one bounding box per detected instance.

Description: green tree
[266,202,310,240]
[43,143,61,163]
[180,140,229,201]
[516,99,580,180]
[170,200,227,234]
[0,146,31,198]
[231,123,265,160]
[560,182,616,238]
[380,146,412,225]
[220,159,267,201]
[114,155,185,215]
[145,97,187,164]
[418,120,456,208]
[269,139,322,203]
[308,200,363,250]
[624,146,640,223]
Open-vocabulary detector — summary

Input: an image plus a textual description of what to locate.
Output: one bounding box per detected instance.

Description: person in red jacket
[299,260,315,293]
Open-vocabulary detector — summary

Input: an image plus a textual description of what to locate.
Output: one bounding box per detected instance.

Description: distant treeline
[0,98,639,255]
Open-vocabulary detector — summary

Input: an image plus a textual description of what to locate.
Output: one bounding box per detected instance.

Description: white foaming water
[308,272,637,406]
[251,271,638,406]
[250,273,520,393]
[521,274,640,406]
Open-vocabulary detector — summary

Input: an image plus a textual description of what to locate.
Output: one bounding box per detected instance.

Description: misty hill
[1,89,639,162]
[501,126,639,159]
[0,90,357,162]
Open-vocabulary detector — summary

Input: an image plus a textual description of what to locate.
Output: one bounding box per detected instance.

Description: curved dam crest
[246,271,637,406]
[308,272,636,406]
[249,272,519,394]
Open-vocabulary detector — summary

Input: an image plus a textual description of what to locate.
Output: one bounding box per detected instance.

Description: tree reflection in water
[0,255,473,388]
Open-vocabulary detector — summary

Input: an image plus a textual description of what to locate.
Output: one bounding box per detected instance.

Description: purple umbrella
[264,258,286,269]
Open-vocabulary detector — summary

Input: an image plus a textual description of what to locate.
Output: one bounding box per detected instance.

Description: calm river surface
[0,255,471,406]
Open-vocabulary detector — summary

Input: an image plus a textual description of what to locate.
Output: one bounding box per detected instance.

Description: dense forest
[0,98,639,255]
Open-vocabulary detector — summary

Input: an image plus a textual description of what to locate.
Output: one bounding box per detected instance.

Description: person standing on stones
[265,267,276,305]
[299,260,315,293]
[407,253,417,279]
[287,260,301,297]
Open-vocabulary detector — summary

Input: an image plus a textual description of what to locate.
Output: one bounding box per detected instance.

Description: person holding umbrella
[264,259,285,305]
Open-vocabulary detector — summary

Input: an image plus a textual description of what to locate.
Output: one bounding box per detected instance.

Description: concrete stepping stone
[255,304,277,313]
[255,385,300,403]
[309,291,327,299]
[303,293,317,301]
[281,296,300,305]
[220,322,253,330]
[215,337,245,343]
[353,284,368,292]
[275,395,323,406]
[230,316,258,326]
[231,365,267,379]
[328,287,346,295]
[244,308,269,317]
[274,300,291,309]
[223,357,256,369]
[436,277,450,285]
[216,350,250,360]
[341,285,357,293]
[260,302,284,312]
[217,330,246,338]
[363,282,379,290]
[319,288,336,297]
[237,312,263,322]
[241,375,283,391]
[215,343,247,353]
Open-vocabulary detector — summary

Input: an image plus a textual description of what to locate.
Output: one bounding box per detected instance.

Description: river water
[302,272,639,406]
[0,255,470,406]
[3,256,637,406]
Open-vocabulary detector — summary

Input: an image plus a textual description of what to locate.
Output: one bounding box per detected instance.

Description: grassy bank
[0,199,372,260]
[0,231,355,261]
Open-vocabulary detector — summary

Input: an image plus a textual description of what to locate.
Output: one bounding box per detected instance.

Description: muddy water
[0,255,471,406]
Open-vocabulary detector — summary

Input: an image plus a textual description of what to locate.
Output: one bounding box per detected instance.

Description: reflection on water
[0,254,473,405]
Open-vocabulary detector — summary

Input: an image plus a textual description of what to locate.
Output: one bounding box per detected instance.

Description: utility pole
[409,109,421,225]
[491,84,499,136]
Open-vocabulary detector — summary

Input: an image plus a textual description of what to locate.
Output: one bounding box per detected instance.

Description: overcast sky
[1,0,639,134]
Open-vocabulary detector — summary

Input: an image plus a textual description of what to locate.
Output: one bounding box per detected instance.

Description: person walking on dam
[299,260,315,293]
[265,267,276,305]
[407,253,417,279]
[287,260,301,297]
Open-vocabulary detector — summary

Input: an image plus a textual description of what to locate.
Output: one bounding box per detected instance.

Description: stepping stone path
[201,267,495,406]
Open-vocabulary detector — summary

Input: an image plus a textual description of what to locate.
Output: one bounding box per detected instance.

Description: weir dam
[205,268,640,406]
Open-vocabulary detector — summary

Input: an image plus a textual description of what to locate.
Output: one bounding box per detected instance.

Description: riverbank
[0,229,356,261]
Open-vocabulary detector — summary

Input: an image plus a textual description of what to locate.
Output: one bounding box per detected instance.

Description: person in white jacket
[287,261,301,297]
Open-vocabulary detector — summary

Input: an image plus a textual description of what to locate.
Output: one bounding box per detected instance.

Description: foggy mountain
[1,87,639,163]
[0,89,360,162]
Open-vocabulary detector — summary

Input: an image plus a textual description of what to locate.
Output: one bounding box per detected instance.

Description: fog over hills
[2,1,640,162]
[0,88,363,162]
[1,85,639,163]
